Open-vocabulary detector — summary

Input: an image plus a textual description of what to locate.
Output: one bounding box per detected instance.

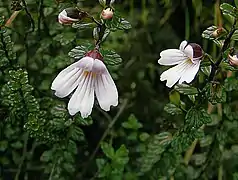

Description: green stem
[14,133,29,180]
[208,19,237,81]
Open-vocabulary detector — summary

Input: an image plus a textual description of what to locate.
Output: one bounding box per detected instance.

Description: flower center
[84,71,97,78]
[85,49,103,61]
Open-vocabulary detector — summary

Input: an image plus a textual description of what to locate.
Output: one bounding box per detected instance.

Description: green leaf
[193,153,206,165]
[0,141,8,151]
[105,13,131,31]
[96,158,106,172]
[201,66,211,77]
[169,90,180,106]
[40,150,52,162]
[221,61,238,71]
[175,84,198,95]
[63,163,75,173]
[118,18,132,30]
[224,77,238,91]
[97,163,111,178]
[231,30,238,41]
[69,126,85,141]
[114,145,129,165]
[74,115,93,126]
[100,48,122,66]
[139,132,172,173]
[185,108,212,129]
[67,140,78,154]
[199,135,213,147]
[101,142,115,159]
[68,42,94,60]
[235,0,238,8]
[11,141,23,149]
[12,151,21,165]
[220,3,237,17]
[206,83,226,104]
[53,32,75,46]
[164,103,183,116]
[121,114,142,130]
[72,22,95,29]
[139,132,150,142]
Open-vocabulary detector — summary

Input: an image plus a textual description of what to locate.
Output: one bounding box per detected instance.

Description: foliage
[1,0,238,180]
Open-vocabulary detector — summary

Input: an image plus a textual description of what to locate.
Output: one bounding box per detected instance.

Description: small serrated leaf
[164,103,183,116]
[185,108,212,129]
[68,42,94,60]
[175,84,198,95]
[101,142,115,159]
[100,49,122,65]
[220,3,237,17]
[118,18,132,30]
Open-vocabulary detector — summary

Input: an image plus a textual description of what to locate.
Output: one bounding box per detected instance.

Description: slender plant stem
[48,163,56,180]
[80,99,128,178]
[5,11,21,27]
[14,133,29,180]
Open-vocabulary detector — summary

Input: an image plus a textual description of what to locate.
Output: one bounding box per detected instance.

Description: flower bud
[58,8,81,25]
[212,27,226,38]
[101,8,114,20]
[228,54,238,66]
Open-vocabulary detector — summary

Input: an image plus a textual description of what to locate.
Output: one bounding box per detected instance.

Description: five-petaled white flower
[158,40,203,88]
[51,49,118,118]
[58,8,80,25]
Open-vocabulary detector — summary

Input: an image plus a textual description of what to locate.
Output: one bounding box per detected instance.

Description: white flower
[228,54,238,66]
[51,49,118,118]
[58,8,80,25]
[101,8,114,20]
[158,40,203,88]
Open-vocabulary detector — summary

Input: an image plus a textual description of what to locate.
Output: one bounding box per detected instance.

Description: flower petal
[179,60,201,84]
[183,44,193,59]
[158,49,188,65]
[51,61,82,91]
[160,60,191,88]
[179,40,193,59]
[95,69,118,111]
[179,40,188,51]
[68,72,95,118]
[54,69,83,98]
[92,59,107,74]
[77,56,94,71]
[58,10,79,24]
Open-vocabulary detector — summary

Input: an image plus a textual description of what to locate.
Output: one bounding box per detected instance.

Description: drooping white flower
[228,54,238,66]
[101,8,114,20]
[58,8,80,25]
[158,40,203,88]
[51,49,118,118]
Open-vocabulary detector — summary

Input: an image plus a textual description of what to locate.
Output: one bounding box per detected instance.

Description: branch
[208,19,237,81]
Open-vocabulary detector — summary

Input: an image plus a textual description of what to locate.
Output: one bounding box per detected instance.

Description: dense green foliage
[1,0,238,179]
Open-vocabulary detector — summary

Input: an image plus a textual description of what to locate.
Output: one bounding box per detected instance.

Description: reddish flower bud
[101,8,114,20]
